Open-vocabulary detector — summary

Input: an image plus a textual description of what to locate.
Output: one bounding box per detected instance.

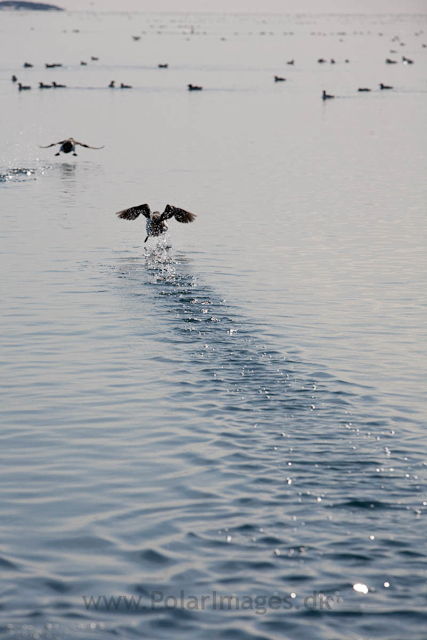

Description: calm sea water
[1,9,427,640]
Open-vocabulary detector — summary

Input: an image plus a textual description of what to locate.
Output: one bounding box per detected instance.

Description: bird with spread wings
[116,203,196,242]
[39,138,104,156]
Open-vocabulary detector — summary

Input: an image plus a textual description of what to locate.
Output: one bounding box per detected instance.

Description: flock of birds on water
[10,29,422,99]
[6,21,425,241]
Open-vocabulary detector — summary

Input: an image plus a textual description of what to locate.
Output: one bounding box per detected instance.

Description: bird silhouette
[39,138,104,156]
[116,203,196,242]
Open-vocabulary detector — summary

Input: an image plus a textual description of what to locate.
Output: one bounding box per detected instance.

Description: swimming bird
[317,58,326,63]
[39,138,104,156]
[120,83,132,88]
[91,56,99,61]
[23,62,33,68]
[188,84,203,91]
[322,90,334,100]
[11,75,17,82]
[358,87,371,92]
[80,61,87,66]
[116,203,196,242]
[45,63,62,68]
[132,35,141,41]
[286,59,294,65]
[52,81,66,88]
[385,58,397,64]
[274,75,286,82]
[39,82,53,88]
[330,58,335,64]
[109,80,115,88]
[402,56,413,64]
[379,83,393,90]
[18,83,31,90]
[158,63,168,68]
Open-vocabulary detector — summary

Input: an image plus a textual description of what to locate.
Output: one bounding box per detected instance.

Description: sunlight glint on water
[0,8,426,640]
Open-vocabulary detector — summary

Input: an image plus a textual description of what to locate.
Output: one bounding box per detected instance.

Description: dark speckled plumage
[116,203,196,242]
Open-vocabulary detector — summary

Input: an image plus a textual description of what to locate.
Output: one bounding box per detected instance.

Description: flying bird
[39,138,104,156]
[116,203,196,242]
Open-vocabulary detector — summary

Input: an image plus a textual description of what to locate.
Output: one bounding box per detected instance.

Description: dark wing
[38,140,66,148]
[162,204,197,223]
[116,203,151,220]
[74,141,104,149]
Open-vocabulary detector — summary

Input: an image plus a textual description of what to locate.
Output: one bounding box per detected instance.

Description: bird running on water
[39,138,104,156]
[116,203,196,242]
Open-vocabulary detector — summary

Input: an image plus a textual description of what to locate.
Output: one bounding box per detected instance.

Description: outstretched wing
[116,203,151,220]
[162,204,196,223]
[74,141,104,149]
[38,141,66,148]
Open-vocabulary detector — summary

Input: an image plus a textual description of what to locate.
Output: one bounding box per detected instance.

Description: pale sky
[59,0,427,13]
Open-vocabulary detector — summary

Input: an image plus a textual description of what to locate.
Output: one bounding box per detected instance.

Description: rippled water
[1,8,427,640]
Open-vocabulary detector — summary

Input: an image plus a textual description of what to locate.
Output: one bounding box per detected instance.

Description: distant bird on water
[52,81,66,88]
[286,59,294,65]
[358,87,371,92]
[11,75,17,82]
[39,138,104,156]
[274,75,286,82]
[18,83,31,91]
[120,83,132,89]
[109,80,115,88]
[379,83,393,90]
[23,62,33,68]
[116,203,196,242]
[322,90,334,100]
[39,82,53,89]
[158,63,168,68]
[188,84,203,91]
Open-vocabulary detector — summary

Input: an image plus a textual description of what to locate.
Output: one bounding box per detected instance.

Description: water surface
[0,9,427,640]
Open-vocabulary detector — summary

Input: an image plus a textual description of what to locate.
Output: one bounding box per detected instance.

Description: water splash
[0,167,36,183]
[0,165,50,184]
